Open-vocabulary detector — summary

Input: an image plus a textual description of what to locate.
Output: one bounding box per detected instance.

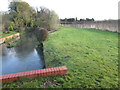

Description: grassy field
[0,31,18,38]
[3,26,119,88]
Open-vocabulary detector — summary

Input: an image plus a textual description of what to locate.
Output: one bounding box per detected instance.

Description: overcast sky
[0,0,119,20]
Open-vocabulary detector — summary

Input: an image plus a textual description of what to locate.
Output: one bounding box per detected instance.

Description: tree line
[2,0,60,34]
[60,18,94,24]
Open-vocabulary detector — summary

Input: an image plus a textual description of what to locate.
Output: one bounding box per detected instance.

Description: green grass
[0,31,18,38]
[3,26,119,88]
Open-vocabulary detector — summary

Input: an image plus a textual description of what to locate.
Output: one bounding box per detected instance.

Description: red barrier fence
[0,66,68,83]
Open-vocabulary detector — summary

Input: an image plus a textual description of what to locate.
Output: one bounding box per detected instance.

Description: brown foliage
[34,27,48,42]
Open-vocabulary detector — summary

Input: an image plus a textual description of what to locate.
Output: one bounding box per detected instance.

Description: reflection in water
[1,31,45,75]
[36,43,46,68]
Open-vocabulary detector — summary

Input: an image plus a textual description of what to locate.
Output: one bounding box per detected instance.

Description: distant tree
[34,7,60,30]
[67,18,75,22]
[34,7,50,29]
[65,18,67,24]
[86,18,94,21]
[76,17,77,21]
[49,10,60,30]
[9,0,35,30]
[91,18,95,21]
[80,19,85,21]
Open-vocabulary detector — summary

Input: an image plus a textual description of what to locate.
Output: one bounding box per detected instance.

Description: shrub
[34,27,48,43]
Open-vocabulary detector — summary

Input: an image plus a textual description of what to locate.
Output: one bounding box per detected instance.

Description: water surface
[1,44,45,75]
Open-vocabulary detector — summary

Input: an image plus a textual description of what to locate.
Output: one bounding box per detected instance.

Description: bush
[34,28,48,43]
